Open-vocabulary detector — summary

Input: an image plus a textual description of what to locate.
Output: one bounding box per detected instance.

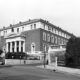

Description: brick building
[0,19,74,54]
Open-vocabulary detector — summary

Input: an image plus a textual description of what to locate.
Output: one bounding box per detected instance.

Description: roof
[0,18,74,36]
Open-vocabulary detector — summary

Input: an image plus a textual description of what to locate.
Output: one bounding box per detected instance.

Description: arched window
[31,43,35,52]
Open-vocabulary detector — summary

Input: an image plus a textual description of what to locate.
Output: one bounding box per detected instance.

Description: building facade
[0,19,74,54]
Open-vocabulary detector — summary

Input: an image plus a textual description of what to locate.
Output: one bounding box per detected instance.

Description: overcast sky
[0,0,80,36]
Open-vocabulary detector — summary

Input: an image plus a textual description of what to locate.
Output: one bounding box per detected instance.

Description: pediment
[8,32,18,37]
[4,32,25,39]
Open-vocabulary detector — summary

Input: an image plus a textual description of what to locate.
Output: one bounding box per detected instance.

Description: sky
[0,0,80,36]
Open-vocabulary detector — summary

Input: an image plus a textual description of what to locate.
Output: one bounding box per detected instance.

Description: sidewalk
[37,65,80,76]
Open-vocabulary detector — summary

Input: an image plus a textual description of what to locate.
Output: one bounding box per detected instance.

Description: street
[0,64,80,80]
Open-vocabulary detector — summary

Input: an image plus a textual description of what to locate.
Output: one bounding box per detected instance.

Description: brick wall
[0,36,6,50]
[22,29,41,52]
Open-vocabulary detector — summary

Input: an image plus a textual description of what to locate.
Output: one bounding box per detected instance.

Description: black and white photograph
[0,0,80,80]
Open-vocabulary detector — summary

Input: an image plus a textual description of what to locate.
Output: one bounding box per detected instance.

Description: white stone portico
[5,33,25,53]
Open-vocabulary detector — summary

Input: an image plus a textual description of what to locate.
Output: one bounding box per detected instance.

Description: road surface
[0,64,80,80]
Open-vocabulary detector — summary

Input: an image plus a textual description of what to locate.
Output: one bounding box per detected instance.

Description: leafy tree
[0,49,3,55]
[65,37,80,67]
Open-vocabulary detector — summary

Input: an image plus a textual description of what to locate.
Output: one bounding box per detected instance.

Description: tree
[0,49,3,55]
[65,37,80,68]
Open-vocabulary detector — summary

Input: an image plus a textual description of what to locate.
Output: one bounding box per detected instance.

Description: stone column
[10,42,12,52]
[19,41,21,52]
[23,41,25,52]
[14,41,17,52]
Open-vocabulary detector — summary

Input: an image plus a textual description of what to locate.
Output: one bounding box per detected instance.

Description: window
[55,29,56,34]
[48,26,52,32]
[61,38,63,44]
[51,35,54,43]
[43,24,45,29]
[47,34,50,42]
[53,28,55,33]
[46,25,48,30]
[56,30,58,34]
[63,39,66,44]
[31,24,32,29]
[31,43,35,52]
[43,43,46,52]
[17,28,19,33]
[52,28,53,33]
[43,32,46,41]
[22,27,24,31]
[58,37,60,45]
[48,26,50,31]
[6,31,7,34]
[51,27,52,32]
[11,28,14,32]
[59,31,61,36]
[61,32,62,36]
[55,36,57,44]
[4,31,5,35]
[62,33,64,37]
[34,24,36,29]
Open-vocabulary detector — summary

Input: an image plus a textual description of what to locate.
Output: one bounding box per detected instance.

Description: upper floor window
[61,32,62,36]
[43,43,46,52]
[22,27,24,31]
[50,27,53,32]
[6,31,7,34]
[64,34,66,38]
[58,37,60,45]
[48,26,50,31]
[54,29,56,34]
[61,38,64,44]
[11,28,14,32]
[59,31,61,36]
[47,33,50,42]
[17,28,19,33]
[43,24,45,29]
[53,28,55,33]
[34,24,36,29]
[51,35,54,43]
[55,36,57,44]
[56,30,58,34]
[31,24,32,29]
[45,25,48,30]
[48,26,52,32]
[4,31,5,35]
[62,33,64,37]
[43,32,46,41]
